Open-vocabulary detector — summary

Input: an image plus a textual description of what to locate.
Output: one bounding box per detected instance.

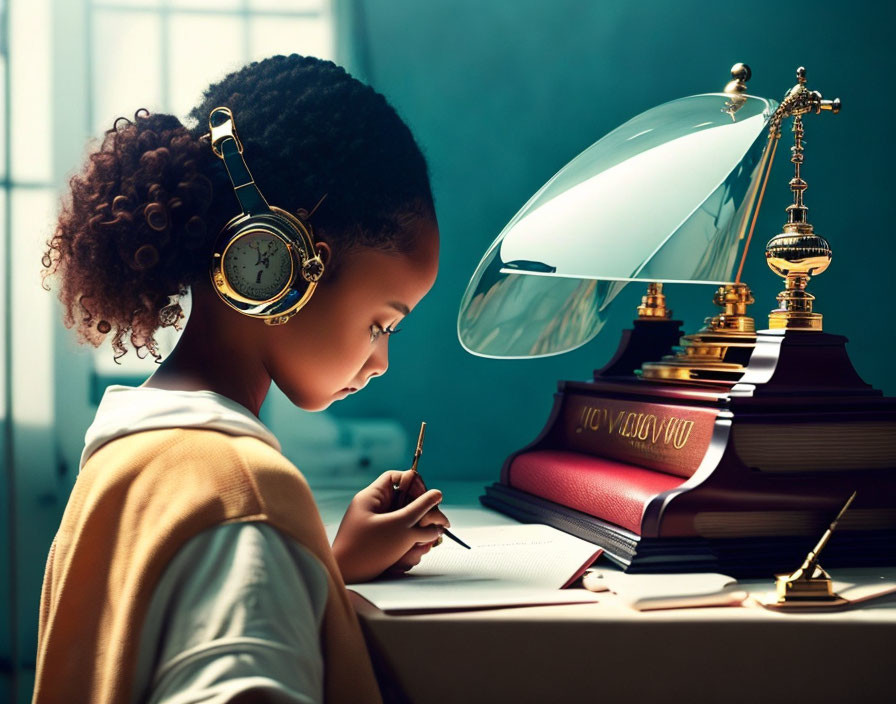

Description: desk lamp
[459,65,896,575]
[459,64,772,368]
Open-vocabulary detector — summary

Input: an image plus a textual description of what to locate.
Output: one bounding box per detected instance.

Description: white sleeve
[132,522,330,704]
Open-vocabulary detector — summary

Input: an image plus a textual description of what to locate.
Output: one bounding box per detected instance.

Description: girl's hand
[332,470,449,584]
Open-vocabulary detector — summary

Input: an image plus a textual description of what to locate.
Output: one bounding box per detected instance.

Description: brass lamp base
[766,235,830,331]
[639,283,756,384]
[768,310,823,331]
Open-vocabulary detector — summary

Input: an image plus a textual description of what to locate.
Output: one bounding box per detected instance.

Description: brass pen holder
[761,492,856,611]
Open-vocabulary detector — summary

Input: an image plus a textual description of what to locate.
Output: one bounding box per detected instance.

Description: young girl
[35,54,447,704]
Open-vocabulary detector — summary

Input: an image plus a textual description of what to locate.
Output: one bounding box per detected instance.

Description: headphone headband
[208,107,268,216]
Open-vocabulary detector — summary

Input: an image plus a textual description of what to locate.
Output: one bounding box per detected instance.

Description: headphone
[206,106,326,326]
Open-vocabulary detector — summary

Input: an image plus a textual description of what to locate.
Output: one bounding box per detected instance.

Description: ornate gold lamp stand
[766,67,840,330]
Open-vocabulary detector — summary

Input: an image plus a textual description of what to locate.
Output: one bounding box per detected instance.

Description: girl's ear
[316,241,332,267]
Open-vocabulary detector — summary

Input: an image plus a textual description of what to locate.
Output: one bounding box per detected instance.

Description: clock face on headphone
[223,230,293,301]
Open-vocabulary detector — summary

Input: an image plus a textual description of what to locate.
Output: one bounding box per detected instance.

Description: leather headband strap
[208,107,269,216]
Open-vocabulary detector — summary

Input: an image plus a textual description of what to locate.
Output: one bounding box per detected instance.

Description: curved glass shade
[458,92,777,359]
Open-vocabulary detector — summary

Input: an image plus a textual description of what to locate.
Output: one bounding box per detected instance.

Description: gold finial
[724,62,751,93]
[637,282,671,319]
[723,62,751,120]
[767,65,841,136]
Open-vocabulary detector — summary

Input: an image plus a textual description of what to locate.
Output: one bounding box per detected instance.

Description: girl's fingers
[406,473,427,499]
[417,505,449,529]
[381,470,407,491]
[411,524,443,544]
[383,469,421,498]
[385,542,434,574]
[397,488,443,526]
[399,470,418,493]
[371,470,419,513]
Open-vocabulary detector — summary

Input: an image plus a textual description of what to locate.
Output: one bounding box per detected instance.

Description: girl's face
[262,220,439,411]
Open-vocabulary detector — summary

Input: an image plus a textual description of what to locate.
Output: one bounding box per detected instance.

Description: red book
[509,450,684,534]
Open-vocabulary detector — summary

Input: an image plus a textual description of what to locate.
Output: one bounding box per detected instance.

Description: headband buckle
[208,106,243,158]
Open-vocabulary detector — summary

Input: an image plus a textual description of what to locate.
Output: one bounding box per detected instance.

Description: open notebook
[350,524,603,612]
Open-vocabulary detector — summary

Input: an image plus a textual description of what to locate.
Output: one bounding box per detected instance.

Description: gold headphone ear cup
[205,108,322,325]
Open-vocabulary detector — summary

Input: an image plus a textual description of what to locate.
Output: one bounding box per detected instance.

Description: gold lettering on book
[608,410,625,434]
[574,404,695,450]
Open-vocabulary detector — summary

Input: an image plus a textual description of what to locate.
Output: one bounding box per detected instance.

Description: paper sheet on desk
[350,524,603,612]
[585,569,749,610]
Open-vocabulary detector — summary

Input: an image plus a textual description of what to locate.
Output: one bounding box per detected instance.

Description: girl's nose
[365,339,389,380]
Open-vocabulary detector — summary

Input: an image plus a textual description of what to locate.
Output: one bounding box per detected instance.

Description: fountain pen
[390,422,471,549]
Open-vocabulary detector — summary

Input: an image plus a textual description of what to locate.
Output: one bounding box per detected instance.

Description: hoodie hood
[81,385,281,470]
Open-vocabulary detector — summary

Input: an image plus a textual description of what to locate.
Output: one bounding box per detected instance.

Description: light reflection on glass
[459,93,776,359]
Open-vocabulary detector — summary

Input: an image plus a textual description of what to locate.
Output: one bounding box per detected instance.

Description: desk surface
[315,481,896,704]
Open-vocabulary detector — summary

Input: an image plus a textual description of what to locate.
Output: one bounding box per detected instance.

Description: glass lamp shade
[458,92,777,359]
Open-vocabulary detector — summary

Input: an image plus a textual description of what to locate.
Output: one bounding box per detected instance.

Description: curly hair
[43,54,435,361]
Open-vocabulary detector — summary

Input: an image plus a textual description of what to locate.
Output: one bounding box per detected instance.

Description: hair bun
[44,109,216,360]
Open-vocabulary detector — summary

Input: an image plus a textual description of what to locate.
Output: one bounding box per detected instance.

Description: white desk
[315,481,896,704]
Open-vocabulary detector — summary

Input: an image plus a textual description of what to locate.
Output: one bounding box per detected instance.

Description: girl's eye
[369,323,402,343]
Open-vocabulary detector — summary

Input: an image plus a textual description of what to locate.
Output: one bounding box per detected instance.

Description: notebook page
[350,524,603,612]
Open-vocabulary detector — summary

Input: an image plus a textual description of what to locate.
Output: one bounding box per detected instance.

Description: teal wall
[330,0,895,480]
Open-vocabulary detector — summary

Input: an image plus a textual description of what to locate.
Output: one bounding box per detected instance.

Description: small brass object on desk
[764,492,856,610]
